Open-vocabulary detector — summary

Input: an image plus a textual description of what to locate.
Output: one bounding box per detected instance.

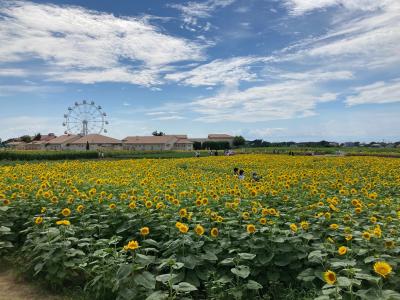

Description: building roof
[39,134,56,142]
[175,138,193,144]
[122,136,177,144]
[47,134,81,144]
[7,141,25,145]
[165,134,188,139]
[208,134,234,139]
[71,134,122,144]
[30,140,47,145]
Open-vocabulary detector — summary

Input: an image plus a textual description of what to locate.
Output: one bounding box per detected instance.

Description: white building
[189,134,235,147]
[68,134,122,151]
[122,135,193,151]
[46,134,81,150]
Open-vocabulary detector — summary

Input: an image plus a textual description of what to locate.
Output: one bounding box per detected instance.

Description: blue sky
[0,0,399,142]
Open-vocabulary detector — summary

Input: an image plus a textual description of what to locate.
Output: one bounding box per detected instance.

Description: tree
[233,136,246,147]
[33,133,41,141]
[86,141,90,151]
[193,141,202,150]
[20,135,32,143]
[152,131,165,136]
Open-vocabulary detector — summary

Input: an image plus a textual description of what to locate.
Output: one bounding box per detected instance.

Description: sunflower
[76,204,84,212]
[195,225,205,236]
[145,201,153,209]
[338,246,347,255]
[300,221,309,230]
[290,223,298,233]
[246,224,256,234]
[179,223,189,234]
[330,224,339,230]
[323,270,337,285]
[242,212,250,220]
[128,201,136,209]
[140,227,150,236]
[34,216,43,225]
[210,227,219,238]
[179,208,187,217]
[61,208,71,217]
[384,240,395,248]
[259,218,267,225]
[345,234,353,241]
[362,231,371,240]
[56,220,70,226]
[124,240,139,251]
[373,261,392,278]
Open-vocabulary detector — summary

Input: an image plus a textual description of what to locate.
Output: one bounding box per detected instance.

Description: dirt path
[0,269,65,300]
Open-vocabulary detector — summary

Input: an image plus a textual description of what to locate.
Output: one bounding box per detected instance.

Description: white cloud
[239,128,287,139]
[0,116,59,139]
[191,80,339,122]
[169,0,235,31]
[152,115,186,121]
[0,1,205,86]
[0,84,62,96]
[165,56,269,86]
[278,70,353,81]
[281,0,400,69]
[345,79,400,106]
[284,0,387,15]
[0,68,28,77]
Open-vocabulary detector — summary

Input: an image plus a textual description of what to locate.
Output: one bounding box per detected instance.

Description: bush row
[0,150,98,161]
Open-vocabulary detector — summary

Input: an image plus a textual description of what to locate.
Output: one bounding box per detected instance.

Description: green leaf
[66,248,85,257]
[355,273,380,284]
[181,255,199,269]
[216,275,232,284]
[136,253,155,265]
[143,239,160,248]
[172,282,198,292]
[117,264,132,279]
[220,257,235,265]
[297,268,316,282]
[337,276,352,287]
[145,291,169,300]
[382,290,400,300]
[238,253,256,260]
[0,226,11,233]
[308,250,326,263]
[246,280,263,290]
[267,271,280,282]
[231,265,250,278]
[172,262,185,270]
[134,271,156,290]
[330,260,356,268]
[34,262,44,275]
[185,271,200,287]
[156,273,175,283]
[258,252,274,265]
[201,251,218,261]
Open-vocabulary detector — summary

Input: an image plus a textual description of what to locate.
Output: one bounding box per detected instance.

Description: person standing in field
[238,170,245,180]
[233,167,239,176]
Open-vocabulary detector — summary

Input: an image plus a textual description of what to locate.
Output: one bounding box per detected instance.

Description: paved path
[0,269,64,300]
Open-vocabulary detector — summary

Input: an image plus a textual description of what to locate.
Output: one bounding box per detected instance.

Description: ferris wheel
[62,100,108,136]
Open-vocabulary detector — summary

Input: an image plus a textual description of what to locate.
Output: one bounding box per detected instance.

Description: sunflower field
[0,155,399,299]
